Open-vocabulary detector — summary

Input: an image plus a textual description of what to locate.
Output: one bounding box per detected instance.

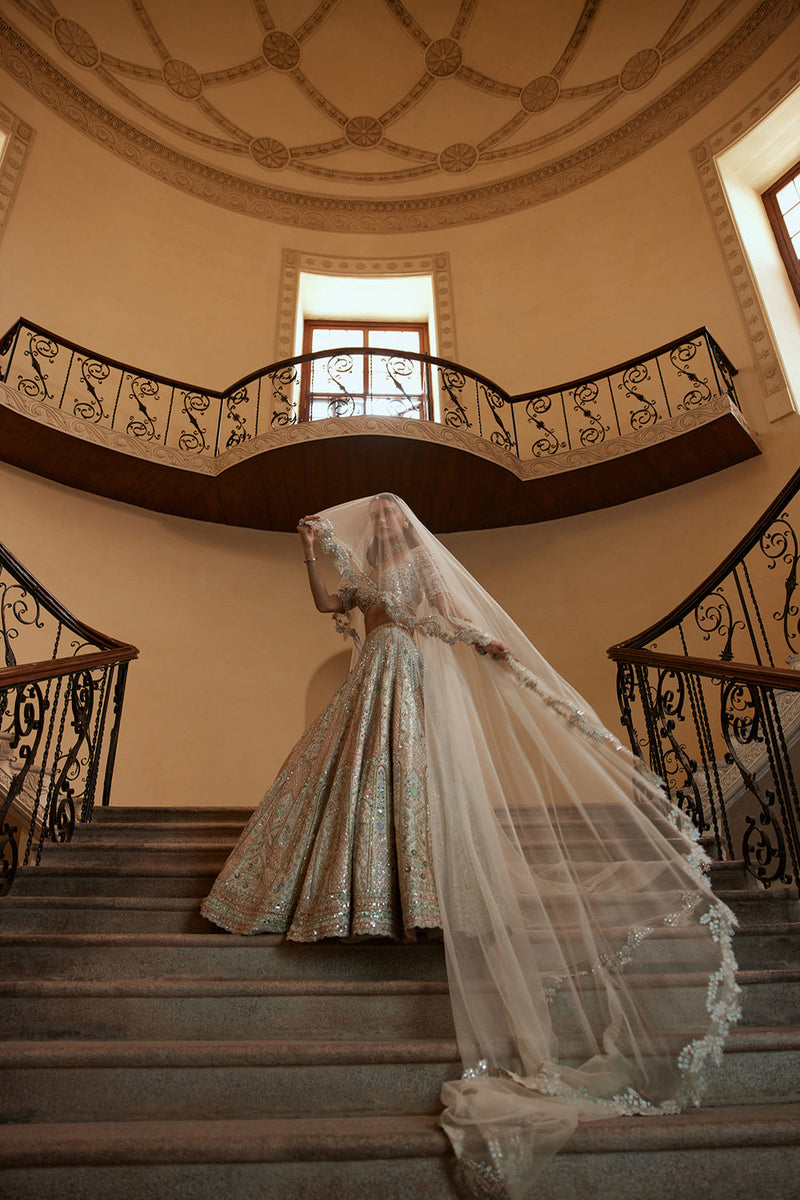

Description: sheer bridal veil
[306,495,740,1199]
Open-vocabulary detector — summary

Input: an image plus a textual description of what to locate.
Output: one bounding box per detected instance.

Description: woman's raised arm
[297,518,345,614]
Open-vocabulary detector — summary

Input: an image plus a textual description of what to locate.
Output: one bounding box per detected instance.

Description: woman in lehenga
[201,493,740,1199]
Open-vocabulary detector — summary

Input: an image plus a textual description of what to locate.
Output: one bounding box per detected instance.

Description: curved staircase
[1,806,799,1199]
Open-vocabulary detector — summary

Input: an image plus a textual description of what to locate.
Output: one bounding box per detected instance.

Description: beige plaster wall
[0,34,799,807]
[0,459,346,808]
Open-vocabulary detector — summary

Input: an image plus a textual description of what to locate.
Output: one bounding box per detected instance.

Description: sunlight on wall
[716,83,800,417]
[295,271,437,353]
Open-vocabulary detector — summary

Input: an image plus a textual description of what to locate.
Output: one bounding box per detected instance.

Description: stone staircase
[1,806,799,1199]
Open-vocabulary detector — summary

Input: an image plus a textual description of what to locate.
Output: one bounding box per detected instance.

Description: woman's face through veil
[368,496,405,547]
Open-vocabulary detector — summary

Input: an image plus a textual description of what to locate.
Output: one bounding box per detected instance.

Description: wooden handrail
[0,645,138,689]
[606,644,800,690]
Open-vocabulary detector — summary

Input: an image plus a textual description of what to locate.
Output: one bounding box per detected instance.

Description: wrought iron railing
[0,318,739,463]
[609,467,800,895]
[0,539,137,896]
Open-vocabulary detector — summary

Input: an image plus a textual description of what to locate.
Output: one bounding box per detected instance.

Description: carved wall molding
[0,99,32,247]
[693,55,800,421]
[275,249,457,362]
[1,2,798,231]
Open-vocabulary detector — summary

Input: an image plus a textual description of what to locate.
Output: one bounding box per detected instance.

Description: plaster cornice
[0,0,798,231]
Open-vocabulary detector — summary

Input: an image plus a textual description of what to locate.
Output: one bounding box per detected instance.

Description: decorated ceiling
[0,0,797,229]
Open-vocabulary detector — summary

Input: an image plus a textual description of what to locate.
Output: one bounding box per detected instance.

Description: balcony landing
[0,382,759,532]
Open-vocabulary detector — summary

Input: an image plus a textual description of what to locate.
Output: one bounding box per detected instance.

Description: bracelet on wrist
[304,557,316,563]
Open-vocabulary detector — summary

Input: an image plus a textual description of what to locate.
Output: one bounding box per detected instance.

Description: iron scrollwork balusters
[760,512,800,658]
[0,535,136,896]
[224,386,251,449]
[720,679,791,888]
[694,587,744,661]
[572,380,608,445]
[480,385,515,451]
[616,661,646,761]
[73,358,110,424]
[178,391,210,453]
[611,461,800,895]
[18,333,59,401]
[0,319,746,472]
[653,668,705,829]
[670,340,711,411]
[439,367,472,430]
[268,366,298,429]
[3,680,47,828]
[382,355,420,419]
[619,363,658,431]
[708,334,740,407]
[0,577,44,668]
[526,394,562,457]
[325,354,357,418]
[45,669,96,845]
[127,377,159,442]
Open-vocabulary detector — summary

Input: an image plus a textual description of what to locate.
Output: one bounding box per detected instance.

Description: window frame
[762,157,800,308]
[300,319,432,422]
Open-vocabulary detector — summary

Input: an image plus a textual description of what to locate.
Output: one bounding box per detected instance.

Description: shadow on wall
[306,651,352,728]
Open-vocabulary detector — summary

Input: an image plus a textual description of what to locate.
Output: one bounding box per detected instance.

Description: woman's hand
[297,516,318,556]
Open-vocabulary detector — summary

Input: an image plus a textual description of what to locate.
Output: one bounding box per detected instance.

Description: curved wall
[0,33,799,807]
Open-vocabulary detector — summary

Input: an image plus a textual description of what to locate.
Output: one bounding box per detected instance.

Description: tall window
[762,159,800,306]
[301,320,431,422]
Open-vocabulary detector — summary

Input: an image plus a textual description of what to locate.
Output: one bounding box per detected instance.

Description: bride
[201,493,740,1199]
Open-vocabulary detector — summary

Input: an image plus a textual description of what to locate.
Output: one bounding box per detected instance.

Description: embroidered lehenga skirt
[201,624,441,939]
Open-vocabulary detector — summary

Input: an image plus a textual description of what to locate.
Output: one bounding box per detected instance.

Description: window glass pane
[776,178,800,214]
[310,327,365,351]
[309,328,365,395]
[784,204,800,238]
[304,322,428,421]
[791,231,800,260]
[367,328,421,352]
[367,394,417,417]
[309,394,364,419]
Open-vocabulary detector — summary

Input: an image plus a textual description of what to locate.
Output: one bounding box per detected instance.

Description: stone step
[0,1104,798,1200]
[2,920,794,978]
[35,844,235,869]
[714,889,800,923]
[0,1037,458,1122]
[0,932,449,981]
[1,977,455,1041]
[80,813,690,844]
[35,839,716,870]
[710,860,759,890]
[0,890,763,935]
[0,968,787,1040]
[0,897,219,934]
[92,807,256,824]
[8,868,218,897]
[1,1026,797,1125]
[74,822,252,844]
